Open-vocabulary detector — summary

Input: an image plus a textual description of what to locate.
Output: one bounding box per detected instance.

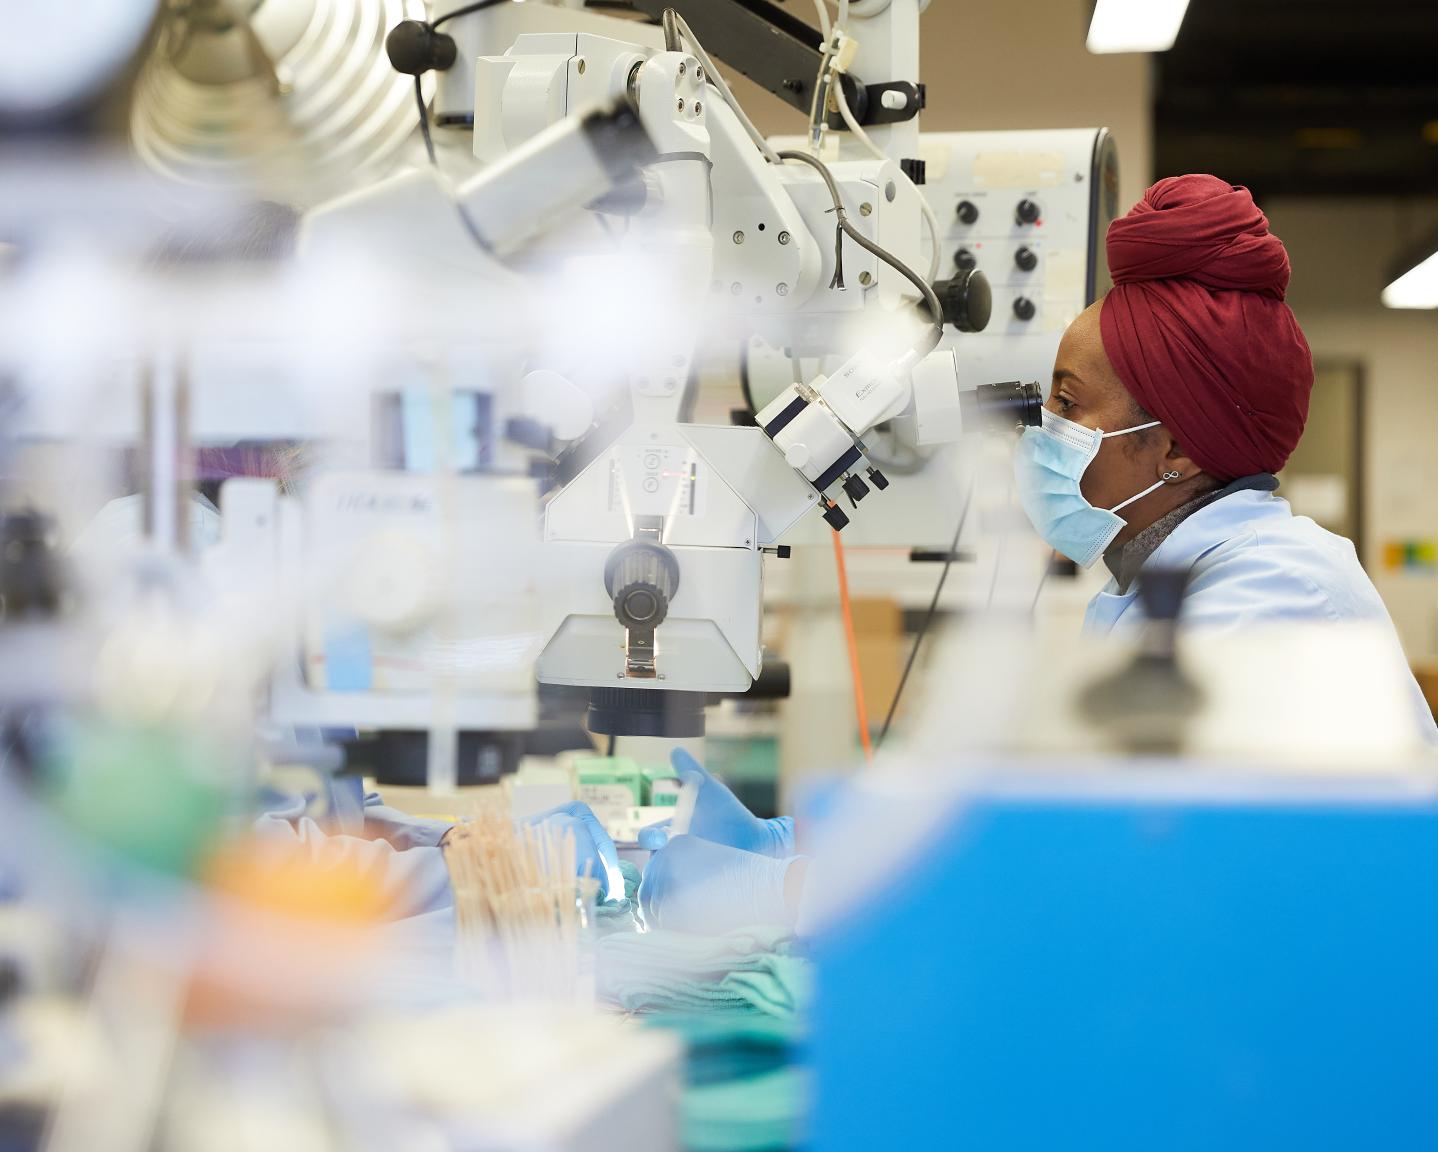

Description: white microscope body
[435,1,1007,734]
[244,0,1104,748]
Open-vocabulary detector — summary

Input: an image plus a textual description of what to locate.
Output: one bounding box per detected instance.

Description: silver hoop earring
[1162,471,1181,481]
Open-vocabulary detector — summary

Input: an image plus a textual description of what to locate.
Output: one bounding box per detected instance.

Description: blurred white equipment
[131,0,429,203]
[354,1006,682,1152]
[214,100,660,780]
[0,0,158,117]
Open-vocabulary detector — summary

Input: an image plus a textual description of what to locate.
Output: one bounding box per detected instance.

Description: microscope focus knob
[784,443,812,470]
[604,541,681,630]
[934,268,992,333]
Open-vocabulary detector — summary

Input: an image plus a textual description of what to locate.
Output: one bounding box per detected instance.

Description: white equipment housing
[746,127,1120,547]
[224,1,1120,733]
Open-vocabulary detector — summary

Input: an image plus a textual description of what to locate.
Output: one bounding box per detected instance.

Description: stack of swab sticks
[443,800,596,998]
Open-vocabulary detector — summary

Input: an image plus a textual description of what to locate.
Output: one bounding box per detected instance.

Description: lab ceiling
[1153,0,1438,196]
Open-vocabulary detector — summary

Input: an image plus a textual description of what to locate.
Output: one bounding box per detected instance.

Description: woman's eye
[1056,396,1074,413]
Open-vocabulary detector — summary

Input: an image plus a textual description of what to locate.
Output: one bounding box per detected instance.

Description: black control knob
[385,19,457,75]
[0,512,65,620]
[1015,246,1038,272]
[955,199,979,225]
[934,268,992,333]
[842,474,871,506]
[822,502,850,531]
[953,247,977,271]
[604,540,680,630]
[867,467,890,491]
[1013,295,1036,322]
[1015,198,1041,225]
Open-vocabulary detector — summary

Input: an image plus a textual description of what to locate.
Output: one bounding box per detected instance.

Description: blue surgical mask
[1013,408,1164,568]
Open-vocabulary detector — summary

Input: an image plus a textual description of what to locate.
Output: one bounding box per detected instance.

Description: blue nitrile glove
[638,749,795,857]
[528,802,623,901]
[639,834,800,934]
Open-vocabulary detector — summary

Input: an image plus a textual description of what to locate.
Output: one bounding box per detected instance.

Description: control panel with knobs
[738,128,1119,548]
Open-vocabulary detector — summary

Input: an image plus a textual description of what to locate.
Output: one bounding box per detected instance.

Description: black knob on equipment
[604,540,680,630]
[385,19,457,75]
[934,268,992,333]
[955,199,979,225]
[0,512,65,620]
[867,468,890,491]
[953,247,977,271]
[842,474,871,506]
[1014,246,1038,272]
[1015,198,1041,225]
[822,502,850,531]
[1013,295,1036,321]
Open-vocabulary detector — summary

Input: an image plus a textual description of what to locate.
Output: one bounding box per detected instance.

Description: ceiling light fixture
[1382,248,1438,310]
[1087,0,1191,54]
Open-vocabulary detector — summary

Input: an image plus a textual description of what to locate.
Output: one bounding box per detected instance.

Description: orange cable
[830,527,874,763]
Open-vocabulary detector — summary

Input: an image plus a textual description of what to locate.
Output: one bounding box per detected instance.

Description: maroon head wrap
[1099,174,1313,481]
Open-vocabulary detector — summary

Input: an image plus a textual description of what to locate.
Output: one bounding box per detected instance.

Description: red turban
[1099,174,1313,482]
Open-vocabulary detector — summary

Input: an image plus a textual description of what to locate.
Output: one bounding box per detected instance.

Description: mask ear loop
[1108,478,1167,515]
[1100,419,1168,513]
[1099,419,1162,439]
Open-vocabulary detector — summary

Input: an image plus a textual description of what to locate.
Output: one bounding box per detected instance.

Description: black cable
[432,0,512,28]
[876,482,976,750]
[414,75,437,165]
[605,733,617,756]
[406,0,514,166]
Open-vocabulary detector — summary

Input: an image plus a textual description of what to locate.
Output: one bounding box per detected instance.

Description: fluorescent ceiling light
[1087,0,1191,54]
[1382,250,1438,310]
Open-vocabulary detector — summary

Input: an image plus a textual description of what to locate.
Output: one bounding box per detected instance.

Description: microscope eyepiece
[965,380,1045,433]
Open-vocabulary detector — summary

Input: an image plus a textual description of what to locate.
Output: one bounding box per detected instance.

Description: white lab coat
[1082,488,1438,744]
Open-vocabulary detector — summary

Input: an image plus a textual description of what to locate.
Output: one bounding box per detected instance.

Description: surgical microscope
[183,0,1113,784]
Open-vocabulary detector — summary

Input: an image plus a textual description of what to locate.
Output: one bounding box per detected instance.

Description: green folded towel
[597,928,809,1021]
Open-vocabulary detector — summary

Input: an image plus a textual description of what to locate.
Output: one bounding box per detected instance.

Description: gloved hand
[639,834,801,934]
[527,802,623,901]
[637,749,795,857]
